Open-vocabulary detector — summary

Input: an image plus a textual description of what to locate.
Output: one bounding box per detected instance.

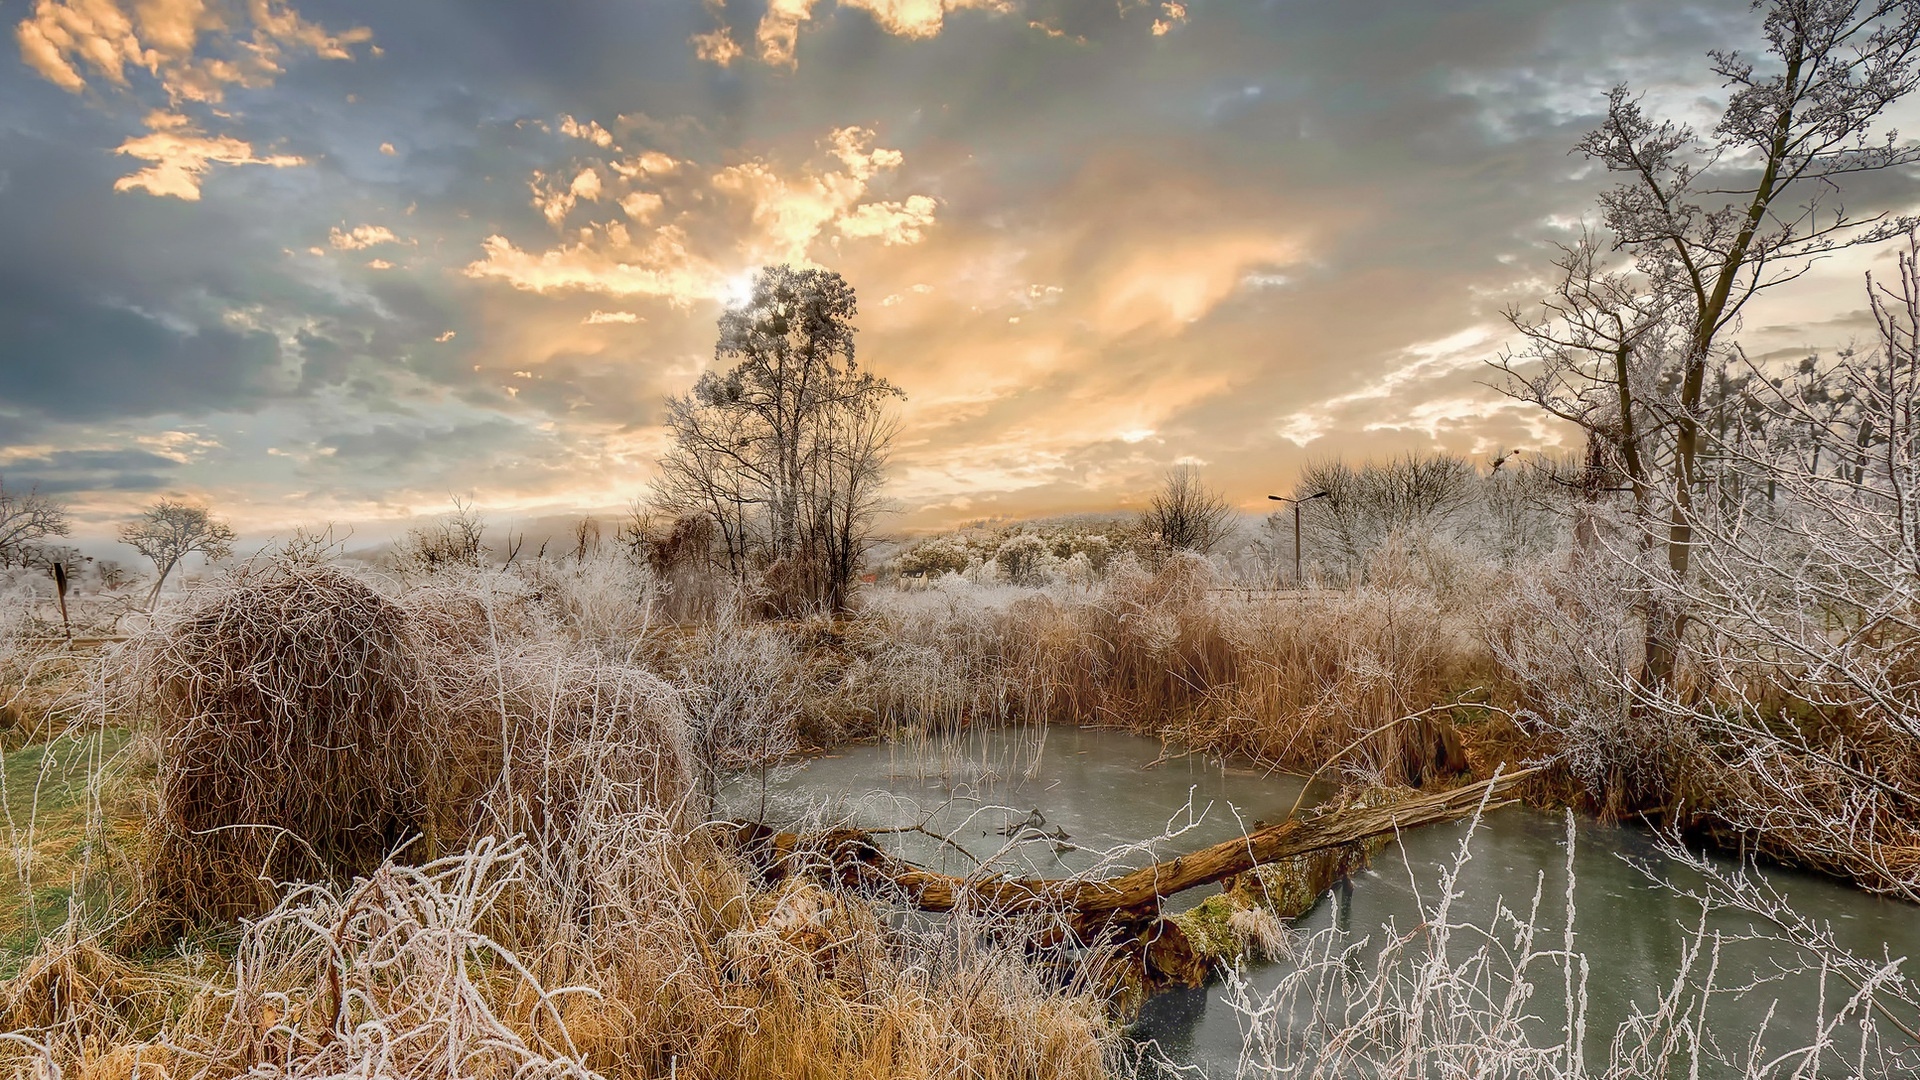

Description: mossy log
[724,767,1536,999]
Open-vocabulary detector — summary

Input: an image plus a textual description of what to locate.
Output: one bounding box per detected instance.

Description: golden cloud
[619,191,664,222]
[691,26,741,66]
[1151,0,1188,36]
[750,0,1011,68]
[467,126,938,301]
[558,114,614,148]
[112,109,303,199]
[463,228,729,308]
[328,223,400,250]
[1089,232,1301,332]
[15,0,370,103]
[836,194,939,245]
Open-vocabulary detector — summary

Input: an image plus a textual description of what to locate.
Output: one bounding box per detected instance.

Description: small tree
[1144,465,1236,555]
[1136,463,1228,553]
[120,499,236,604]
[395,498,487,573]
[0,477,70,567]
[994,532,1054,586]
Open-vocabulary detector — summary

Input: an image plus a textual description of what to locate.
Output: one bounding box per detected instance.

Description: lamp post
[1267,491,1331,587]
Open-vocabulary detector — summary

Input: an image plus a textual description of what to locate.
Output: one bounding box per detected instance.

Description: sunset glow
[4,0,1913,541]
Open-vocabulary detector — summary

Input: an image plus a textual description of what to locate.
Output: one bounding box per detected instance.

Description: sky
[5,0,1919,548]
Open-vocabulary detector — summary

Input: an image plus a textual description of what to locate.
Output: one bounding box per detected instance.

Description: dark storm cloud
[1,448,182,495]
[316,417,523,471]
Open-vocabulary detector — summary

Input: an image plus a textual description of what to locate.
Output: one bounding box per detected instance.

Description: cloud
[15,0,371,103]
[583,309,641,324]
[329,223,400,250]
[0,271,287,420]
[18,1,368,207]
[464,226,728,307]
[753,0,1011,67]
[529,166,612,228]
[610,151,678,178]
[841,0,1011,38]
[691,26,741,66]
[712,126,937,262]
[619,191,663,222]
[112,110,303,199]
[0,446,183,495]
[466,126,937,302]
[755,0,820,67]
[558,114,613,148]
[1151,1,1188,36]
[836,193,938,244]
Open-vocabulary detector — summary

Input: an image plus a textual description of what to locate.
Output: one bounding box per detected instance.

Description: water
[729,726,1920,1078]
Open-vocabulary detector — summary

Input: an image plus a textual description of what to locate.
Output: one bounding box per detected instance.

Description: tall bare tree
[0,477,70,567]
[802,391,899,610]
[120,499,236,604]
[655,265,901,612]
[1496,0,1920,687]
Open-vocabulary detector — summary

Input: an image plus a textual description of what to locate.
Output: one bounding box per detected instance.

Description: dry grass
[0,551,1124,1080]
[124,560,459,923]
[1,828,1117,1080]
[2,534,1914,1079]
[847,551,1493,788]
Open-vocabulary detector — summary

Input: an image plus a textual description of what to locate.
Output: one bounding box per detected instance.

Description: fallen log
[724,766,1539,1004]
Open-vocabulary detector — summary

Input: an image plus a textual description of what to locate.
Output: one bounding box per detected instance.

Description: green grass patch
[0,725,143,973]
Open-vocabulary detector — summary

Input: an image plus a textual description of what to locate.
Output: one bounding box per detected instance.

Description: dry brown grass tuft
[126,560,469,923]
[849,553,1494,788]
[2,827,1118,1080]
[0,926,188,1070]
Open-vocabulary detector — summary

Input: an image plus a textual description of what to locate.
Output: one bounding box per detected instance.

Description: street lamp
[1267,491,1331,587]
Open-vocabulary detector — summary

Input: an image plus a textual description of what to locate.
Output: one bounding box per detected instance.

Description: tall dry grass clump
[126,559,466,922]
[124,554,699,924]
[849,549,1495,787]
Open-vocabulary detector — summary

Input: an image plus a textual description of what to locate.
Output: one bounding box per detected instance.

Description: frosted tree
[120,499,236,604]
[1496,0,1920,687]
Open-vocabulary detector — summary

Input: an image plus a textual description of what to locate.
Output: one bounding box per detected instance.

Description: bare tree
[0,477,70,567]
[1291,453,1479,580]
[571,516,602,562]
[119,499,236,604]
[655,264,902,612]
[1144,465,1235,555]
[394,497,488,573]
[801,391,898,609]
[1496,0,1920,687]
[1652,234,1920,893]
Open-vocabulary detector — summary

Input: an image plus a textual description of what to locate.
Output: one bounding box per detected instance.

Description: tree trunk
[724,768,1537,998]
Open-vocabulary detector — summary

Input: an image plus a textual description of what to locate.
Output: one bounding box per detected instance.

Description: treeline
[883,451,1571,589]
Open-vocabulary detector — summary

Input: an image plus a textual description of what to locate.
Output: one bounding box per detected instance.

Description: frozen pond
[729,726,1920,1078]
